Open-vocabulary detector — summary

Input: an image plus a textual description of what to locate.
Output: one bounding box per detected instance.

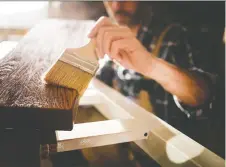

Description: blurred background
[0,1,224,41]
[0,1,106,41]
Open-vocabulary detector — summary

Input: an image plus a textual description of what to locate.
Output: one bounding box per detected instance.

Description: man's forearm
[145,57,210,107]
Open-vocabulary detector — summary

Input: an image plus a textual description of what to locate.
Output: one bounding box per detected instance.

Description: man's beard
[114,10,140,27]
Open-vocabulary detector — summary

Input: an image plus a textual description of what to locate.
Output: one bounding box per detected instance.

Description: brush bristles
[44,60,93,96]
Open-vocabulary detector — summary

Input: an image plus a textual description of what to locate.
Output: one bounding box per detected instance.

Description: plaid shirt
[97,23,216,131]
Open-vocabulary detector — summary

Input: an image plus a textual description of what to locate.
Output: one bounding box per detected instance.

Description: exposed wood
[0,19,95,130]
[86,79,225,167]
[56,119,148,152]
[0,28,28,36]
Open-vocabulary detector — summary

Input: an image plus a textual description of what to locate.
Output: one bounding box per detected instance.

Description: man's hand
[88,16,155,76]
[89,17,211,107]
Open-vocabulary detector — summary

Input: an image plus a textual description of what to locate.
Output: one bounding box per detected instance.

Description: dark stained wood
[0,129,40,167]
[0,19,94,130]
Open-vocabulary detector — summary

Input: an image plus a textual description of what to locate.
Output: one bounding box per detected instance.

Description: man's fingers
[112,49,132,70]
[95,47,104,59]
[118,50,133,69]
[104,34,121,56]
[110,39,129,61]
[96,27,132,57]
[104,32,133,57]
[96,26,118,57]
[103,28,134,55]
[88,16,113,38]
[97,26,131,55]
[96,27,106,58]
[111,39,120,60]
[110,38,138,68]
[110,38,135,58]
[89,17,134,58]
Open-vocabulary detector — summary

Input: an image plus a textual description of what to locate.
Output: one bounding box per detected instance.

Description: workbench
[0,19,224,167]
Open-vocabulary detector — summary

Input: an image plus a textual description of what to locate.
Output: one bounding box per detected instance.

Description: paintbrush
[44,39,99,96]
[103,1,118,24]
[44,2,117,95]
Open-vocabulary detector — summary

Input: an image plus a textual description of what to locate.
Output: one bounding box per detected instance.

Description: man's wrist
[143,55,159,79]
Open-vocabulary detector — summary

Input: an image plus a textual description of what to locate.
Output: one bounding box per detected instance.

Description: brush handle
[66,39,98,63]
[103,1,118,25]
[59,39,99,75]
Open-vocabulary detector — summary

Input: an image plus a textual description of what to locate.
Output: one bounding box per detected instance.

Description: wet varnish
[0,19,94,130]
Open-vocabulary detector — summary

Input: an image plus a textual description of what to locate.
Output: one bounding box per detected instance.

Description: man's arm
[88,16,212,108]
[145,57,210,107]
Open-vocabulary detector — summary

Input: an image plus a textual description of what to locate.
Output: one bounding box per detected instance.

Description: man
[93,1,224,158]
[51,2,224,167]
[93,1,213,129]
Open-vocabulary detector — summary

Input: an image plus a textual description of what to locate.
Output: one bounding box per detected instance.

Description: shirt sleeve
[167,25,217,118]
[173,67,217,118]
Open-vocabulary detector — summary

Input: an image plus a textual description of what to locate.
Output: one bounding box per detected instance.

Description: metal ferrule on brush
[59,51,99,75]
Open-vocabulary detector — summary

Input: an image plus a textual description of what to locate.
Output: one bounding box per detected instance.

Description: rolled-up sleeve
[165,25,219,119]
[173,67,217,118]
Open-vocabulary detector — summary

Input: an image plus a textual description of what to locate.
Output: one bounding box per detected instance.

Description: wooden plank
[0,28,28,36]
[0,19,95,130]
[90,79,225,167]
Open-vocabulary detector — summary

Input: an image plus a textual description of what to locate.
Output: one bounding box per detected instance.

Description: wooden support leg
[0,129,41,167]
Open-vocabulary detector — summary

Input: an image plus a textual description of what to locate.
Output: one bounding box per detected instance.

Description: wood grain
[0,19,95,130]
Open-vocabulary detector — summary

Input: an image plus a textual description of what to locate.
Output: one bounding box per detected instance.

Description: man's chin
[114,15,129,25]
[117,21,128,26]
[115,18,130,26]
